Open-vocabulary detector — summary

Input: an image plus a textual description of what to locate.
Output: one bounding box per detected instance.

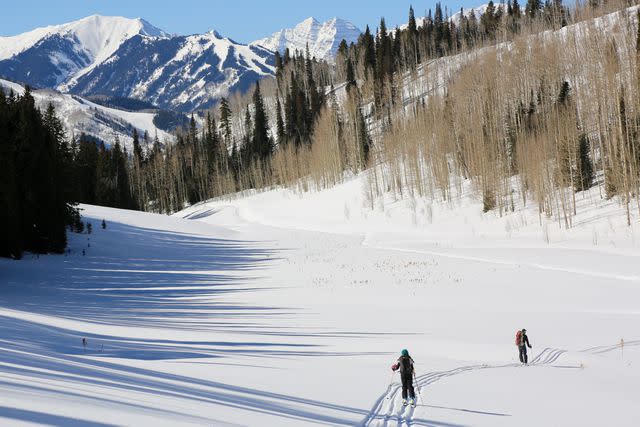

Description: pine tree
[345,58,356,93]
[574,134,594,192]
[251,82,273,161]
[75,135,99,203]
[356,107,371,168]
[408,6,418,36]
[205,111,220,170]
[513,0,522,17]
[525,0,542,18]
[406,6,420,67]
[275,96,285,145]
[219,97,232,146]
[132,129,143,164]
[361,26,376,74]
[305,44,322,124]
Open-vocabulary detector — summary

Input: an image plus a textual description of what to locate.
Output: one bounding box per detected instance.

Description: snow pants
[401,373,415,400]
[519,345,528,364]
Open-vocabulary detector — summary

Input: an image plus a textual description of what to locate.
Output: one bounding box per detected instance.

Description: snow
[129,31,273,111]
[0,15,167,92]
[450,4,493,25]
[0,78,174,150]
[1,168,639,426]
[252,17,361,61]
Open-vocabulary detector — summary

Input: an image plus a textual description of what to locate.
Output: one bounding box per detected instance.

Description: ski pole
[413,371,424,405]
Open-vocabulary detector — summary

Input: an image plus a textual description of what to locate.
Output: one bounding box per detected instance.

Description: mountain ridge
[251,16,361,61]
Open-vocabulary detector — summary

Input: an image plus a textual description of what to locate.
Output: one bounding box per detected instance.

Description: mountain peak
[252,17,361,62]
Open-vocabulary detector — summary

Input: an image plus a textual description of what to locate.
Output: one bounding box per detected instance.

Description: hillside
[2,2,640,426]
[0,78,174,150]
[0,15,167,88]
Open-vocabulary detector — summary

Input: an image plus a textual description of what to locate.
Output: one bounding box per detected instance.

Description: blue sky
[1,0,478,43]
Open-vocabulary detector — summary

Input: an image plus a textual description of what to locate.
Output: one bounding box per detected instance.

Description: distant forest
[2,0,639,259]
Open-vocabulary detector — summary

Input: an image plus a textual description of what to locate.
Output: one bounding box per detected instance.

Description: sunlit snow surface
[1,170,639,426]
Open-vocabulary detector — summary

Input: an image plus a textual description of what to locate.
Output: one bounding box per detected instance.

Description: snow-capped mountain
[0,15,167,89]
[252,17,361,61]
[66,31,275,112]
[450,4,495,25]
[0,78,174,150]
[0,16,275,112]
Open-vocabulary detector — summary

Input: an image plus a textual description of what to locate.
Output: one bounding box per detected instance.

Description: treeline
[0,88,80,259]
[31,0,639,231]
[125,44,374,213]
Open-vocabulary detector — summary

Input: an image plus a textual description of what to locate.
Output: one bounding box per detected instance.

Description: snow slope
[1,168,639,425]
[0,16,167,89]
[252,17,361,61]
[67,30,275,112]
[0,15,273,112]
[0,78,174,150]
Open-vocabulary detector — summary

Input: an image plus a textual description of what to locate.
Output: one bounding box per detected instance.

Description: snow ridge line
[361,348,566,427]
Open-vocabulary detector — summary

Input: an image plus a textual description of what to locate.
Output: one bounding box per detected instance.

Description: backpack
[398,355,414,374]
[515,330,523,346]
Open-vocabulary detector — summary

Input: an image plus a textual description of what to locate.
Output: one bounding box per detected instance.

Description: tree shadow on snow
[0,219,398,425]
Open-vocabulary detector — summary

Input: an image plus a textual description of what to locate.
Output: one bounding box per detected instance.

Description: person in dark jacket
[517,329,532,364]
[391,349,416,406]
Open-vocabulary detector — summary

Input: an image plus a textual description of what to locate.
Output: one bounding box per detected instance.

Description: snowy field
[1,174,640,426]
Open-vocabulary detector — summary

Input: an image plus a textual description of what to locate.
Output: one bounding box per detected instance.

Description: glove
[391,363,399,371]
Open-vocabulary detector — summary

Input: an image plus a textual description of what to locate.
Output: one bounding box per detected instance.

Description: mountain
[0,78,174,150]
[0,16,274,112]
[450,4,494,25]
[0,15,167,89]
[252,17,361,62]
[66,30,275,112]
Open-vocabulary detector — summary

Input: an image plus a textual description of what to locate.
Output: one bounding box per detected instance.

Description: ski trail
[362,349,567,427]
[581,340,640,355]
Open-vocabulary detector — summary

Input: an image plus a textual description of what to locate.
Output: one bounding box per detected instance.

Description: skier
[391,349,416,406]
[516,328,532,364]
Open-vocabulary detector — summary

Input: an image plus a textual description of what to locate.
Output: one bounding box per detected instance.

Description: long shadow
[0,330,381,425]
[0,218,398,424]
[0,406,117,427]
[0,220,286,330]
[424,404,510,417]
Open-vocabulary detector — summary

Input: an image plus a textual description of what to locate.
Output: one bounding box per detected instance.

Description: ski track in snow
[362,348,569,427]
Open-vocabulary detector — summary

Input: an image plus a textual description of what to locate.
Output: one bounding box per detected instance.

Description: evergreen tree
[251,82,273,161]
[0,88,78,258]
[361,26,376,74]
[275,96,285,145]
[356,107,371,168]
[305,44,322,123]
[219,97,232,146]
[75,135,99,203]
[132,129,143,164]
[345,58,356,93]
[513,0,522,17]
[205,112,220,170]
[574,134,594,192]
[525,0,542,18]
